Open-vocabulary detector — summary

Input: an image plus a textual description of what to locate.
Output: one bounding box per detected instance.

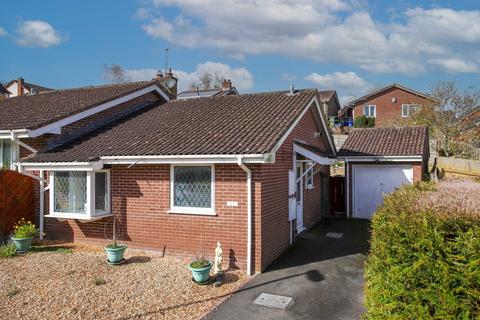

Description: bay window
[48,170,111,220]
[170,164,215,215]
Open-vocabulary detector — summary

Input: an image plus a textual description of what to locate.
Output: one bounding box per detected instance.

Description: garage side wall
[259,106,331,270]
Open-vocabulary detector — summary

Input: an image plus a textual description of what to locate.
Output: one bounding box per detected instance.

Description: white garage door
[352,165,413,219]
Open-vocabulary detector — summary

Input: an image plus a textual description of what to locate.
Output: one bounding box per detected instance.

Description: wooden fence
[0,170,35,240]
[436,157,480,178]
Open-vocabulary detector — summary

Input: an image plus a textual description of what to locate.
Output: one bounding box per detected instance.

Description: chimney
[222,79,232,91]
[17,77,24,96]
[155,68,178,99]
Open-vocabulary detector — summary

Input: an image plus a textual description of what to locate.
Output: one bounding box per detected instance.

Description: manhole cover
[253,293,293,310]
[326,232,343,239]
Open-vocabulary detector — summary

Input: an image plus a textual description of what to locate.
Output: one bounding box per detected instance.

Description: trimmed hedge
[365,182,480,319]
[354,115,375,128]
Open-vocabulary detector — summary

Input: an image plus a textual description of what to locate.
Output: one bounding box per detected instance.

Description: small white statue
[214,241,223,274]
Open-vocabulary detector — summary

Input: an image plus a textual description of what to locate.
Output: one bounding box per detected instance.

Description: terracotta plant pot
[11,236,34,253]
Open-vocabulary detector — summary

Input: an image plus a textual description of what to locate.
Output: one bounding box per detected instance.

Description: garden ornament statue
[214,241,225,286]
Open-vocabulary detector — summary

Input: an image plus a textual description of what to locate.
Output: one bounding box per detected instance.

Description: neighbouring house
[177,79,238,99]
[339,83,437,127]
[0,83,11,100]
[318,90,341,121]
[5,77,53,97]
[18,87,336,274]
[338,126,429,220]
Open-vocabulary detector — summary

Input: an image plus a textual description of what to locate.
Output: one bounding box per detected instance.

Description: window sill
[306,186,315,190]
[167,209,217,216]
[45,212,113,221]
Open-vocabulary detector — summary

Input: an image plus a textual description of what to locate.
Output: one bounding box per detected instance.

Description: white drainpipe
[237,157,253,276]
[39,170,45,240]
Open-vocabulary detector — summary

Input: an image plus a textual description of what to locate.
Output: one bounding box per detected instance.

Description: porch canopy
[293,142,335,181]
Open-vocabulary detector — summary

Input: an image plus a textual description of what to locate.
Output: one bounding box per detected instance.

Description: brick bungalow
[340,83,437,127]
[338,126,429,219]
[15,85,335,274]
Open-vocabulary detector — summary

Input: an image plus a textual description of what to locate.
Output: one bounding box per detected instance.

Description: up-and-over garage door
[352,165,413,219]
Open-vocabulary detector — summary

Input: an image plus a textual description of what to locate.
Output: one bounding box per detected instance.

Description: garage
[338,127,429,220]
[351,164,413,219]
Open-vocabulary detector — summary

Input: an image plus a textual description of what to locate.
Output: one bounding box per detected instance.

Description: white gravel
[0,243,247,320]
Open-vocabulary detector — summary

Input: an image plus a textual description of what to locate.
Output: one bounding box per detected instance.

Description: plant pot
[11,236,34,252]
[189,261,212,283]
[105,245,127,263]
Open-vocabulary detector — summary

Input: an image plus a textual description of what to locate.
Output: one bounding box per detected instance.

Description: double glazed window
[50,170,111,219]
[305,162,314,189]
[170,165,214,214]
[0,139,16,169]
[363,105,376,117]
[402,104,420,117]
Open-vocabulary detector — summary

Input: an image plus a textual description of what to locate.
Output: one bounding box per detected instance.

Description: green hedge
[354,115,375,128]
[365,183,480,319]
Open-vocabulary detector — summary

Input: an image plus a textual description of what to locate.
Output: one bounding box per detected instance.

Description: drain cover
[326,232,343,238]
[253,293,293,310]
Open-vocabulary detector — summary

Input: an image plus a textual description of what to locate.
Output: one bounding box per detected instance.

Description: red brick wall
[353,87,433,127]
[258,106,331,269]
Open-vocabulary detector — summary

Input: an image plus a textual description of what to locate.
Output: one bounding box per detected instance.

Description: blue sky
[1,0,479,104]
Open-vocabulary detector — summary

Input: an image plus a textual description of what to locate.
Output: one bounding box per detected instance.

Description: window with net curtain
[54,171,87,213]
[173,166,212,209]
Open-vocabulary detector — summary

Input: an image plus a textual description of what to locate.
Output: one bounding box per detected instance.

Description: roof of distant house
[0,83,11,95]
[22,89,332,163]
[318,90,336,102]
[177,87,238,99]
[338,126,428,157]
[0,80,167,131]
[347,83,437,106]
[5,79,53,93]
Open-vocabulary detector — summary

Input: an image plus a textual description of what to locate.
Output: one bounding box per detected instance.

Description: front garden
[365,179,480,319]
[0,241,246,319]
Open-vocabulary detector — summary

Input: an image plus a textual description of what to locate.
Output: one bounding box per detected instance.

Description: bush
[0,242,16,258]
[365,181,480,319]
[354,115,375,128]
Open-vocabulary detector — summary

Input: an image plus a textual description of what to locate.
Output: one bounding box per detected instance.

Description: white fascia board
[0,129,30,139]
[293,144,335,165]
[20,161,103,171]
[101,153,273,164]
[271,95,336,156]
[339,156,422,162]
[27,85,169,138]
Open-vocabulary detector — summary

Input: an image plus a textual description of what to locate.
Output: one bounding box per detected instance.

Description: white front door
[296,163,304,233]
[353,165,413,219]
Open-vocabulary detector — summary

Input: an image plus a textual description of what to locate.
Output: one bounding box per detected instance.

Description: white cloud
[16,20,62,48]
[306,71,373,105]
[0,27,7,37]
[139,2,480,75]
[428,58,478,74]
[120,61,254,92]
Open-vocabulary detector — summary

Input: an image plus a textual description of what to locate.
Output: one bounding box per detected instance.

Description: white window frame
[305,162,315,189]
[169,164,215,215]
[402,104,420,117]
[363,105,376,118]
[48,169,112,220]
[0,139,19,170]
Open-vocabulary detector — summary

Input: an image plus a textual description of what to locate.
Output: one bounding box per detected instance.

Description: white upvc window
[402,104,420,117]
[363,105,376,117]
[305,162,314,189]
[170,164,215,215]
[0,139,19,169]
[48,170,111,220]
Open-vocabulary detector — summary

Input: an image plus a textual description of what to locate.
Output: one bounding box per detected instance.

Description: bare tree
[103,64,127,84]
[192,72,225,90]
[411,81,480,156]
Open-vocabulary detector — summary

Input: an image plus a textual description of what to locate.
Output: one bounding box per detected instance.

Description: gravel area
[0,242,247,320]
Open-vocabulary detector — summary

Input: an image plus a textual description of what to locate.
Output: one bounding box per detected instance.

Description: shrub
[12,218,39,238]
[365,181,480,319]
[92,277,107,286]
[354,115,375,128]
[0,242,16,258]
[190,258,211,269]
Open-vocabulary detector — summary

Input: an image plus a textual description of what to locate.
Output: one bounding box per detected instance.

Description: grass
[7,287,20,297]
[31,245,73,254]
[92,277,107,286]
[0,242,16,258]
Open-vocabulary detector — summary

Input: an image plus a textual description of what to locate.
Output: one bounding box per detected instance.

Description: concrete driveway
[205,218,370,320]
